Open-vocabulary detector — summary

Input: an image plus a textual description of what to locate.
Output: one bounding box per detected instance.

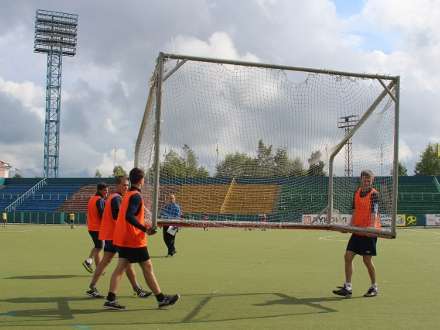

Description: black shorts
[346,234,377,256]
[117,246,150,263]
[104,240,118,254]
[88,231,103,249]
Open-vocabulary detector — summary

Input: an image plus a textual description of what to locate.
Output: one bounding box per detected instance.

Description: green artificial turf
[1,225,439,329]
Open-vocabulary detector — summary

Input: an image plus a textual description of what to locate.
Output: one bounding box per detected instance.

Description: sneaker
[364,286,378,297]
[134,288,152,298]
[332,285,352,298]
[86,287,104,298]
[82,260,93,273]
[158,294,180,308]
[104,300,126,310]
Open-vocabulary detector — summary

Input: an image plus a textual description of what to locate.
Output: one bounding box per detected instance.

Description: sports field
[1,225,439,330]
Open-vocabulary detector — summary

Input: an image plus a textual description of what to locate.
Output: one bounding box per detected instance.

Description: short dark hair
[115,175,128,184]
[97,182,108,191]
[360,169,374,178]
[129,168,145,184]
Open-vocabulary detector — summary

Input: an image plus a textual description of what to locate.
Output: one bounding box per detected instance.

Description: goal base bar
[156,218,396,239]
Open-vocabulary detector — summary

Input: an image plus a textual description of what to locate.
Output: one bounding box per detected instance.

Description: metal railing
[4,178,47,212]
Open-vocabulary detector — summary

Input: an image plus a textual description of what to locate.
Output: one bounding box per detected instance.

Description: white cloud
[0,77,45,120]
[96,148,133,177]
[166,32,259,62]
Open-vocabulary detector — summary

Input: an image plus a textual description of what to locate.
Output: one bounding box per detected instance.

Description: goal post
[135,52,399,238]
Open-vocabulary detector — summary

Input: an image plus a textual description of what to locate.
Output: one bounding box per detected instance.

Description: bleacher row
[1,176,440,219]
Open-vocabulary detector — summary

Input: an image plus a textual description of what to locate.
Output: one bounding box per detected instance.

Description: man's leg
[362,255,378,297]
[125,264,152,298]
[344,250,355,284]
[104,258,130,309]
[87,251,114,297]
[333,250,355,297]
[139,259,179,308]
[169,233,176,255]
[163,226,171,254]
[92,247,102,267]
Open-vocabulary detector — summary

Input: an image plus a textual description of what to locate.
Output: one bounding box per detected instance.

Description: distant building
[0,161,12,178]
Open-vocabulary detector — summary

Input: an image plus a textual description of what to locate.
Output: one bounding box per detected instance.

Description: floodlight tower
[338,115,358,177]
[34,9,78,178]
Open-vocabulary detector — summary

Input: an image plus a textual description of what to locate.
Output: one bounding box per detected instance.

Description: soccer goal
[135,53,399,238]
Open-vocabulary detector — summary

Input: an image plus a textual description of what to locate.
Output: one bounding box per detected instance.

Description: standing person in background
[83,182,108,273]
[161,194,181,257]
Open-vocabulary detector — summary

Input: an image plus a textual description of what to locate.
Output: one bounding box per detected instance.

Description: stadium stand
[2,176,440,223]
[0,178,41,210]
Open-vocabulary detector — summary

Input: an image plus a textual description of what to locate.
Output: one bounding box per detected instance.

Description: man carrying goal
[333,169,380,298]
[85,176,151,299]
[104,168,180,310]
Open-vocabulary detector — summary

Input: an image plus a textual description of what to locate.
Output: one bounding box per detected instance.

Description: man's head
[115,176,129,195]
[129,167,145,187]
[169,194,176,203]
[97,182,109,197]
[360,169,374,189]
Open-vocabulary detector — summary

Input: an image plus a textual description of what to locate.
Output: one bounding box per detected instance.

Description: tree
[113,165,127,177]
[160,146,209,178]
[398,161,408,176]
[94,169,102,178]
[415,143,440,175]
[274,148,304,176]
[215,152,255,178]
[307,150,326,176]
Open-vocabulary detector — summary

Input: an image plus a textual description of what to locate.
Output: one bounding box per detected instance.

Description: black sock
[155,293,165,302]
[107,292,116,302]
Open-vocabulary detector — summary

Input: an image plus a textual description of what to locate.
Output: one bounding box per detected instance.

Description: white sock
[372,283,378,289]
[344,282,352,290]
[86,258,93,265]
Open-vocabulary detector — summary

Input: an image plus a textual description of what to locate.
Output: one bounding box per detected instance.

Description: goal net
[135,53,399,238]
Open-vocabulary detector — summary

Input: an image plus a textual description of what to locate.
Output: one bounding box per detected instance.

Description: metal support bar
[391,77,400,238]
[134,81,156,167]
[163,59,187,82]
[327,80,396,225]
[151,53,165,229]
[162,53,397,81]
[378,79,397,103]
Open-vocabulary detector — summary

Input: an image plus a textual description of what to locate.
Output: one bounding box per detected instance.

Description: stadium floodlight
[34,9,78,178]
[136,52,399,238]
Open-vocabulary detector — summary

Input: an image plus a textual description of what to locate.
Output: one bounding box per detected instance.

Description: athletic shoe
[104,300,126,310]
[86,287,104,298]
[82,260,93,273]
[332,285,352,298]
[158,294,180,308]
[135,288,152,298]
[363,286,378,297]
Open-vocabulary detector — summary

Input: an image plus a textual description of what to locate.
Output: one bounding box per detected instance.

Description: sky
[0,0,439,177]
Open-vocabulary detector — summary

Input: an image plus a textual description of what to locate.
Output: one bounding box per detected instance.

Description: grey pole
[151,53,165,229]
[391,77,400,238]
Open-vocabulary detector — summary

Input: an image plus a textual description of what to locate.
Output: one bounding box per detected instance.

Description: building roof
[0,160,12,169]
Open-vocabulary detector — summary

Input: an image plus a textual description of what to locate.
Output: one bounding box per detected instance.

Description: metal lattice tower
[338,115,358,177]
[34,9,78,177]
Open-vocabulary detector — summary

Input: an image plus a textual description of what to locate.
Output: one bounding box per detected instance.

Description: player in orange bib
[103,168,180,310]
[333,170,381,298]
[82,182,108,273]
[85,176,151,299]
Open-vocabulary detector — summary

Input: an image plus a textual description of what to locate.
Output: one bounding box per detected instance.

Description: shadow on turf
[0,292,350,327]
[5,275,90,280]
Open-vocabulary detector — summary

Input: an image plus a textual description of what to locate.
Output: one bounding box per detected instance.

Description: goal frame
[135,52,400,239]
